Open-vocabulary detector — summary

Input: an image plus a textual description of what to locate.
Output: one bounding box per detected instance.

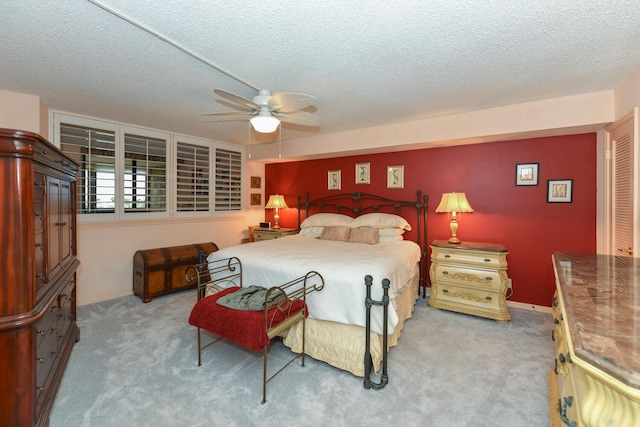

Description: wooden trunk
[133,242,218,302]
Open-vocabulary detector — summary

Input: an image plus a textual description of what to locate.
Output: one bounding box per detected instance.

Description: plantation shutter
[124,134,167,213]
[176,142,210,212]
[215,148,242,211]
[59,124,116,214]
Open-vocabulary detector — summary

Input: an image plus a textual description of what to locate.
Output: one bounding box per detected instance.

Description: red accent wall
[265,134,597,307]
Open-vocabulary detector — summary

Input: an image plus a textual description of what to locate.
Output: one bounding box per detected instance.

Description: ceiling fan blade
[201,111,252,117]
[214,88,259,110]
[269,93,316,113]
[277,111,320,127]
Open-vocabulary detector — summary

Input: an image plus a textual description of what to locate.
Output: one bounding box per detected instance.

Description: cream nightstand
[253,228,297,241]
[428,240,511,323]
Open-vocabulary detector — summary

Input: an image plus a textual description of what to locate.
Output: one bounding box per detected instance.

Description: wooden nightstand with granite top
[428,239,511,323]
[253,227,298,241]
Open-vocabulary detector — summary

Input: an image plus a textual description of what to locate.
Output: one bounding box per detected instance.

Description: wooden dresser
[0,128,80,427]
[428,240,511,323]
[549,252,640,426]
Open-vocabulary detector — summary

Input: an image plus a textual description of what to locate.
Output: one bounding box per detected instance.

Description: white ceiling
[1,1,639,148]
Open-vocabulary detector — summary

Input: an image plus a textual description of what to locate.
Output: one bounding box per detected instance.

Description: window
[124,133,167,213]
[215,148,242,211]
[53,112,244,220]
[59,123,116,214]
[176,141,210,212]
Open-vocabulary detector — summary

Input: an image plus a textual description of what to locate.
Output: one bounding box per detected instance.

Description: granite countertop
[553,252,640,389]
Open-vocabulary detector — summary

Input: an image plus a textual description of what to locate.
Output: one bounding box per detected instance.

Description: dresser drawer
[432,249,507,269]
[433,283,501,312]
[433,264,504,292]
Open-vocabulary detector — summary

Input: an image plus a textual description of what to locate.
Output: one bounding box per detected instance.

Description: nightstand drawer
[432,250,506,269]
[433,264,503,292]
[253,228,297,241]
[433,283,501,312]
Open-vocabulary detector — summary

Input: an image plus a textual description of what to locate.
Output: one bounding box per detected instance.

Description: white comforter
[206,234,421,335]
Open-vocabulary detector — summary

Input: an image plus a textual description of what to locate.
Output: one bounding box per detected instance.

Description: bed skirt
[282,268,420,377]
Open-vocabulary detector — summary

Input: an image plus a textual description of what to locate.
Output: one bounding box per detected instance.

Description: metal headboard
[297,191,429,297]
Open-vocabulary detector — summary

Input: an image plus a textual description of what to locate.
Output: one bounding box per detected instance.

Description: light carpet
[49,290,554,427]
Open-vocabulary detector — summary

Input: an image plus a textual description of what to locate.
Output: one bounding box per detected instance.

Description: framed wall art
[250,176,261,188]
[515,163,539,186]
[387,165,404,189]
[355,162,370,184]
[250,193,261,205]
[547,179,573,203]
[328,170,341,190]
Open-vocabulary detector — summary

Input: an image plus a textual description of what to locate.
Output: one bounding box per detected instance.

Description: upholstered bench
[186,257,324,403]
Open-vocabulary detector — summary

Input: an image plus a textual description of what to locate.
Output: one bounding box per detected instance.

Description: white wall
[615,65,640,119]
[0,90,49,137]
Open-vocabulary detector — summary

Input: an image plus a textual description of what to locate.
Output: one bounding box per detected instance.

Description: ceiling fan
[203,89,320,133]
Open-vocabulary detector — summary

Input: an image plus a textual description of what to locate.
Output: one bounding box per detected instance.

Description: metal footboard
[364,274,390,390]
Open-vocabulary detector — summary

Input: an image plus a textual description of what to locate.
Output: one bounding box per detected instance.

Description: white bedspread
[206,234,421,335]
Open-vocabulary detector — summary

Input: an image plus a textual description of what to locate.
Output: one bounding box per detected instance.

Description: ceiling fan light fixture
[250,115,280,133]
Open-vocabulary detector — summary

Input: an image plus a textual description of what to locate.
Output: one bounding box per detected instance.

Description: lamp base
[448,236,461,244]
[272,224,281,229]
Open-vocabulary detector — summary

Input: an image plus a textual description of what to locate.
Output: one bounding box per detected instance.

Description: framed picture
[547,179,573,203]
[250,176,261,188]
[515,163,539,186]
[387,165,404,189]
[250,193,261,205]
[328,170,341,190]
[355,162,370,184]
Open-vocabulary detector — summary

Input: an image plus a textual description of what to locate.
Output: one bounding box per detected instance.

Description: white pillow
[378,227,405,237]
[299,227,322,238]
[300,213,354,228]
[350,213,412,231]
[378,235,404,243]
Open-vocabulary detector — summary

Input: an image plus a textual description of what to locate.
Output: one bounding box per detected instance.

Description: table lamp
[265,194,288,229]
[435,192,474,244]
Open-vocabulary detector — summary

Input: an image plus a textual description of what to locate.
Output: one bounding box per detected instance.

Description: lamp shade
[265,194,288,210]
[250,111,280,133]
[435,192,474,213]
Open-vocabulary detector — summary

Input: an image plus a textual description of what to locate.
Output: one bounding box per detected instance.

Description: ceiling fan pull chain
[278,124,282,159]
[247,122,252,159]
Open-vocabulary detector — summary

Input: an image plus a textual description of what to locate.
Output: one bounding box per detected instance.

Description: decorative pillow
[350,213,412,231]
[378,227,405,237]
[347,227,379,245]
[378,235,404,243]
[319,226,351,241]
[299,226,323,238]
[300,213,353,228]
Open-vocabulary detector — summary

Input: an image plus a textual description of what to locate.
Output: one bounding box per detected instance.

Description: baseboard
[506,300,553,313]
[78,290,133,306]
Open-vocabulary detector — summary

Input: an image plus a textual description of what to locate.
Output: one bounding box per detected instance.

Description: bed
[206,191,427,377]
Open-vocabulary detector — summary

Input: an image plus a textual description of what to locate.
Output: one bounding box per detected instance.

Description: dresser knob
[485,277,492,281]
[36,273,45,279]
[485,296,492,301]
[484,258,491,262]
[37,356,44,363]
[37,328,46,336]
[442,271,449,275]
[559,353,566,363]
[444,254,451,258]
[442,289,449,293]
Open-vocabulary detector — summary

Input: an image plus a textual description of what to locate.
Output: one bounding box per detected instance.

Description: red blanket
[188,287,306,351]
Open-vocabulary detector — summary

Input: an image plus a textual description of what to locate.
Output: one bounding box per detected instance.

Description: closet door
[606,108,638,257]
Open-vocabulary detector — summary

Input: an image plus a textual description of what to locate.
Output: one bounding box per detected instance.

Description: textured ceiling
[1,0,639,147]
